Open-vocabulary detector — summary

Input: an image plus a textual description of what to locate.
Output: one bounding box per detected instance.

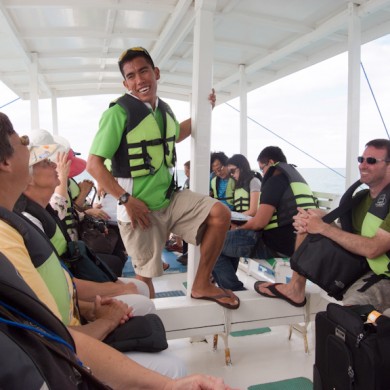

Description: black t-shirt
[260,174,296,256]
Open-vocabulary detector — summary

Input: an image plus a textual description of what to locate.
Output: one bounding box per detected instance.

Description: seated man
[210,151,236,210]
[212,146,317,292]
[0,112,185,377]
[256,139,390,311]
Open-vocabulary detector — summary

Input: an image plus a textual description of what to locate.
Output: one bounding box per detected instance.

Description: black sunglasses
[357,156,390,165]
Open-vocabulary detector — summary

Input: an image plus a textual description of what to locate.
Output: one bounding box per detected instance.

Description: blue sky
[1,35,390,171]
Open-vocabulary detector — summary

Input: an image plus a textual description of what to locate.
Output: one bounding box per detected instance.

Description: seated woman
[50,141,125,277]
[227,154,261,217]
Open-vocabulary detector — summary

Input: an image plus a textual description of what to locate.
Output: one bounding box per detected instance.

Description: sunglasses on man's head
[118,47,152,61]
[357,156,390,165]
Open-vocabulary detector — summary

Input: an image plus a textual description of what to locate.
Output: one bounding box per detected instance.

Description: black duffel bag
[290,180,370,300]
[103,314,168,353]
[290,233,369,300]
[65,240,118,283]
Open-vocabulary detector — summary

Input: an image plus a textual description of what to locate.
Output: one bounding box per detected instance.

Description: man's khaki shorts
[118,190,218,278]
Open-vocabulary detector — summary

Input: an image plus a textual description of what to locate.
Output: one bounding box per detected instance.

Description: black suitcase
[313,303,390,390]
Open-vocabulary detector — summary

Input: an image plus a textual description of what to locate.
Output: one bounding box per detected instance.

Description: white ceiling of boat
[1,0,390,104]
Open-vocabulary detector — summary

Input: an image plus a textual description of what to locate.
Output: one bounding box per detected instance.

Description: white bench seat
[154,284,330,365]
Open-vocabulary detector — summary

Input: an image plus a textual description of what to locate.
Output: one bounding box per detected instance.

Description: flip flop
[191,288,240,310]
[254,281,306,307]
[254,281,278,298]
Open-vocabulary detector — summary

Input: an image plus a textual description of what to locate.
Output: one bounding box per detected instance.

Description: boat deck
[153,269,324,389]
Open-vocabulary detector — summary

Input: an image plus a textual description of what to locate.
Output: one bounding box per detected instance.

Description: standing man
[210,151,235,210]
[212,146,317,291]
[256,139,390,312]
[87,47,239,309]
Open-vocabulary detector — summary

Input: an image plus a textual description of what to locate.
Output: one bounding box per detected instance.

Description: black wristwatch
[118,192,131,205]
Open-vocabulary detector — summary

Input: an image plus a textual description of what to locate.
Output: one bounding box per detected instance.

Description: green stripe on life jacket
[361,184,390,275]
[233,187,250,212]
[263,162,317,231]
[0,206,73,325]
[210,176,235,206]
[110,94,177,178]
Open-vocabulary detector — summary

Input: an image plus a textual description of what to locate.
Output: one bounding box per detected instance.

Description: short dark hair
[184,160,190,168]
[118,47,155,77]
[210,151,229,167]
[0,112,16,163]
[365,139,390,159]
[257,146,287,164]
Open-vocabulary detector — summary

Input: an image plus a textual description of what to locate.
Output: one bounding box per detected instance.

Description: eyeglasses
[357,156,390,165]
[229,168,238,175]
[213,165,224,174]
[259,162,269,172]
[20,135,29,146]
[118,47,153,63]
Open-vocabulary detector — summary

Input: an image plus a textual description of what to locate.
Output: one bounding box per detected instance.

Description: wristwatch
[118,192,131,205]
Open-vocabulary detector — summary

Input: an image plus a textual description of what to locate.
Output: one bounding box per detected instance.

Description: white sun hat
[28,129,69,166]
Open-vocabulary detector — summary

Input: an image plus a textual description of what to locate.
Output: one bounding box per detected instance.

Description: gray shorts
[343,271,390,312]
[118,190,218,278]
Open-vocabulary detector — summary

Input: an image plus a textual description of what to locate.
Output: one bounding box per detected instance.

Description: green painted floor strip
[230,327,271,337]
[248,377,313,390]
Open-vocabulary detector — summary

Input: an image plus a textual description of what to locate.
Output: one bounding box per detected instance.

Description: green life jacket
[109,94,177,178]
[14,194,69,257]
[262,162,317,230]
[0,206,73,324]
[210,176,235,206]
[340,182,390,276]
[233,172,262,212]
[63,178,80,234]
[233,187,250,212]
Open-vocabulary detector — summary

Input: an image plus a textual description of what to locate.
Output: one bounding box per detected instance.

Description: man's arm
[74,278,139,301]
[300,208,390,258]
[87,155,150,228]
[238,203,275,231]
[86,155,126,200]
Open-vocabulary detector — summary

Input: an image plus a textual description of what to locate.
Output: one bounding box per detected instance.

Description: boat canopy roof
[1,0,390,102]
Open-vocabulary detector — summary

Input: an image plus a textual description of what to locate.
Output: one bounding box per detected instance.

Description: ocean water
[175,167,346,195]
[76,167,347,196]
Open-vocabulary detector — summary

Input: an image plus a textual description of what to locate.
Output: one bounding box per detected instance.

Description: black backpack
[0,252,110,390]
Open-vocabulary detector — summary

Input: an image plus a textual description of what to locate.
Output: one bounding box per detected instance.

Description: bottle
[367,310,382,325]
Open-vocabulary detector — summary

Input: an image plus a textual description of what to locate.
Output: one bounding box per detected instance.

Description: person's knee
[125,351,187,378]
[126,295,156,316]
[208,202,230,229]
[119,277,150,297]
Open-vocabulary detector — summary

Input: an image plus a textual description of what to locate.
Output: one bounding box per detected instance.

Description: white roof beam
[4,0,175,12]
[151,0,193,63]
[0,0,51,96]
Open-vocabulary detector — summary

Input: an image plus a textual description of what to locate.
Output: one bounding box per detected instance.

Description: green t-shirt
[89,102,180,210]
[352,192,390,234]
